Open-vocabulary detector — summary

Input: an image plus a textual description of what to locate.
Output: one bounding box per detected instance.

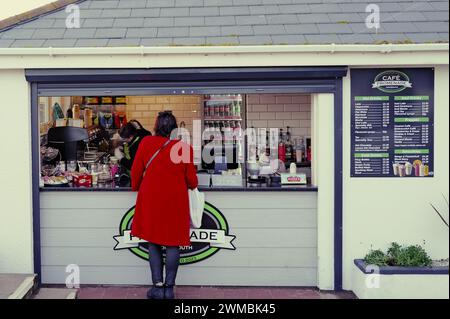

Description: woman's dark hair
[119,122,137,139]
[154,111,178,138]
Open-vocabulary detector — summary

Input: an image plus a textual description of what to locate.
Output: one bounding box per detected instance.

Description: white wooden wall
[40,191,318,286]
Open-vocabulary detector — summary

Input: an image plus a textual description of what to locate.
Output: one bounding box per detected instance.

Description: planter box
[352,259,449,299]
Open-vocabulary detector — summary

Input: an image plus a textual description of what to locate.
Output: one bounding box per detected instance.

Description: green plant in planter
[364,249,389,266]
[364,242,432,267]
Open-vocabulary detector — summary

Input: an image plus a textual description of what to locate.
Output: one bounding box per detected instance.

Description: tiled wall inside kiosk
[247,94,311,140]
[126,94,310,140]
[126,96,202,134]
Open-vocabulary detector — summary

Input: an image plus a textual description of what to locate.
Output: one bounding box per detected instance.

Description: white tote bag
[189,188,205,228]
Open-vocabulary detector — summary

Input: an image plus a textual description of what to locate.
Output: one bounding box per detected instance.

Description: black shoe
[147,284,164,299]
[164,284,175,299]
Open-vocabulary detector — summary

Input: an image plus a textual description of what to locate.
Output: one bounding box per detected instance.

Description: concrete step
[32,288,78,299]
[0,274,37,299]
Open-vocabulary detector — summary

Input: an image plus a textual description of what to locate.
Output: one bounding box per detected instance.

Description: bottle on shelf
[278,128,286,162]
[285,126,294,162]
[295,137,305,163]
[265,129,270,157]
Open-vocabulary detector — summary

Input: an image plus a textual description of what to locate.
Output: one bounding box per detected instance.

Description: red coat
[130,136,198,246]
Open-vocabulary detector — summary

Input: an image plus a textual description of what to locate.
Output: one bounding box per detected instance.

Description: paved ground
[77,286,356,299]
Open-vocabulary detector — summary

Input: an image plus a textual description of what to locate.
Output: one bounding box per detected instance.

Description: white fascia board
[0,44,448,69]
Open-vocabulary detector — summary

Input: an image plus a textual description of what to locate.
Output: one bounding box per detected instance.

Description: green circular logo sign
[113,202,236,265]
[372,70,412,93]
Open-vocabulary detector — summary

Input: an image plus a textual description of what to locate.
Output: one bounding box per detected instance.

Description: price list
[351,68,434,177]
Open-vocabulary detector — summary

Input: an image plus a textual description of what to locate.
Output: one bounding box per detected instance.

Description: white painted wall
[312,94,335,290]
[0,69,34,273]
[342,65,450,290]
[0,50,448,293]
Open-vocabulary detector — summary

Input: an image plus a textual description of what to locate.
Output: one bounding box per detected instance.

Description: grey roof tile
[267,14,299,24]
[233,0,263,5]
[430,1,449,11]
[327,13,363,23]
[220,6,250,15]
[94,28,127,38]
[43,39,77,47]
[348,23,375,34]
[160,7,190,17]
[398,2,435,11]
[107,38,141,46]
[285,24,319,34]
[21,19,56,29]
[32,28,66,39]
[10,39,45,47]
[304,34,341,44]
[113,18,145,27]
[1,29,35,39]
[309,4,342,13]
[422,11,450,21]
[172,36,206,45]
[75,38,109,46]
[438,32,449,41]
[190,26,221,36]
[204,16,236,26]
[89,1,119,9]
[130,8,161,17]
[297,13,330,23]
[379,22,420,33]
[83,19,114,28]
[157,27,189,37]
[371,33,410,43]
[126,27,157,37]
[140,37,173,45]
[53,19,86,28]
[221,25,254,36]
[279,4,310,14]
[176,0,204,6]
[175,17,206,26]
[414,21,449,33]
[238,35,272,44]
[101,9,132,17]
[205,36,240,45]
[63,28,97,39]
[338,33,376,44]
[271,34,307,44]
[263,0,291,4]
[0,39,13,47]
[339,3,368,13]
[145,0,175,8]
[404,32,442,43]
[249,5,280,15]
[253,25,286,35]
[391,12,429,22]
[205,0,233,6]
[190,7,220,16]
[78,9,104,18]
[317,23,354,34]
[378,3,404,12]
[236,15,267,25]
[117,0,147,8]
[144,17,175,27]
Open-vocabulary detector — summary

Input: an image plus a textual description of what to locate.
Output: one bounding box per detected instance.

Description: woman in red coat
[130,111,198,299]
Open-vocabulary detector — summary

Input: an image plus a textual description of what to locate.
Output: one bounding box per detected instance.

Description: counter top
[40,183,318,192]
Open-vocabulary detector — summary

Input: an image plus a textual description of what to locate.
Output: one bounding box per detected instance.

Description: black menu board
[351,68,434,177]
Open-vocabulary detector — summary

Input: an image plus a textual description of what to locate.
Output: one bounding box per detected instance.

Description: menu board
[351,68,434,177]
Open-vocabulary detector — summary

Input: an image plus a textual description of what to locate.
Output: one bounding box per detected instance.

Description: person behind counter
[114,120,151,172]
[130,111,198,299]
